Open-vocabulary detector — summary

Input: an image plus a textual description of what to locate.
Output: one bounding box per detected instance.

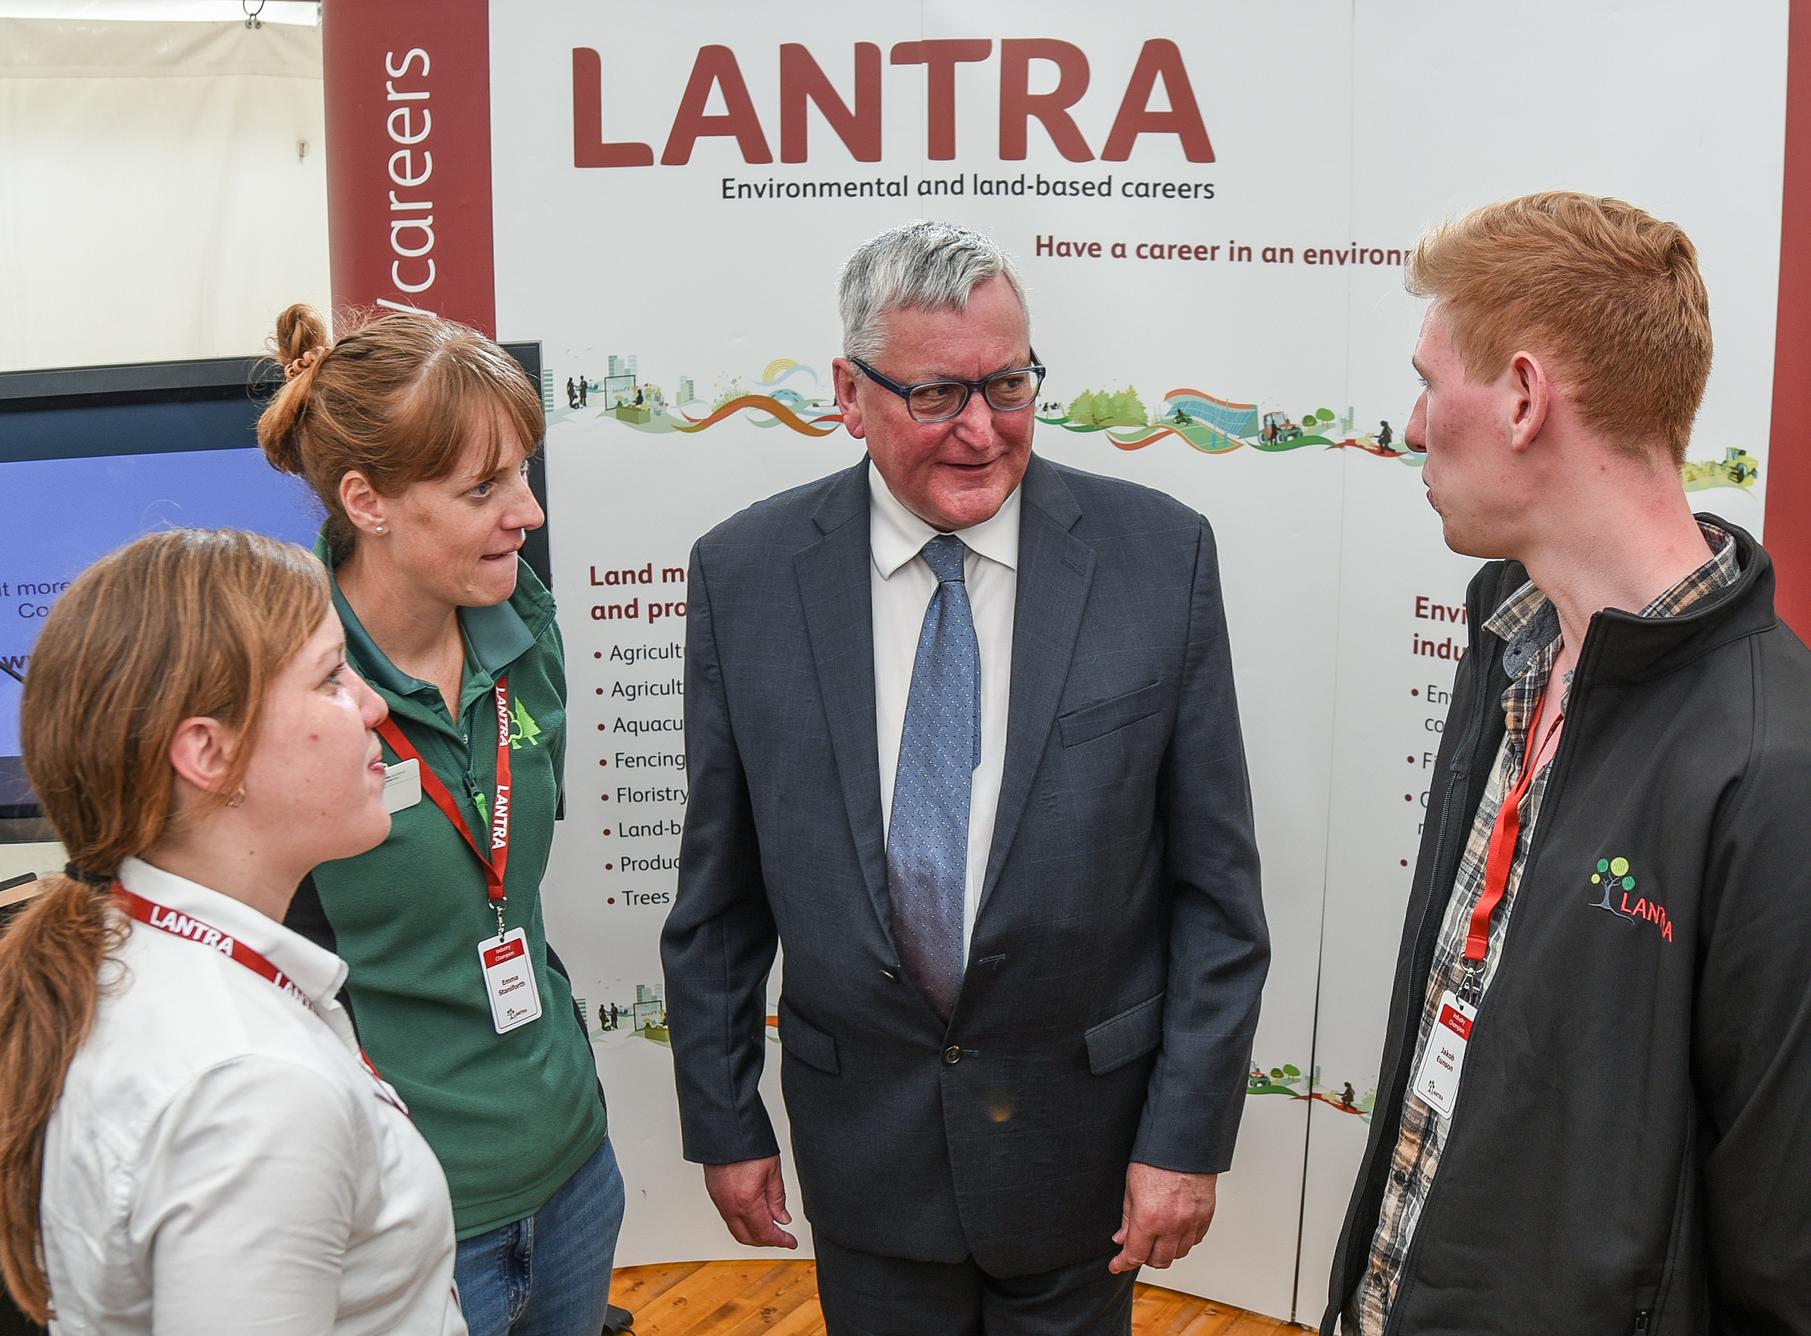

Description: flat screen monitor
[0,344,551,820]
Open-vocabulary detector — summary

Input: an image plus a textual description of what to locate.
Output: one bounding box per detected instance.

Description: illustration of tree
[1067,386,1149,428]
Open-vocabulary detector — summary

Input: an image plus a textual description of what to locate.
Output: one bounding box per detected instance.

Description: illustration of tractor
[1261,411,1302,444]
[1680,446,1761,492]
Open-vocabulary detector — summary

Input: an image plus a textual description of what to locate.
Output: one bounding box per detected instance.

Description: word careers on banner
[573,38,1214,168]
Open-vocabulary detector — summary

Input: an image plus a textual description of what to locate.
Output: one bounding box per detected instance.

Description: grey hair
[838,220,1028,363]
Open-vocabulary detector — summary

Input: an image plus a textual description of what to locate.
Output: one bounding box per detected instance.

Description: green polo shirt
[310,531,606,1238]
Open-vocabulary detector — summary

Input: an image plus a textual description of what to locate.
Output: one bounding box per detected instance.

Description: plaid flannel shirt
[1351,522,1738,1335]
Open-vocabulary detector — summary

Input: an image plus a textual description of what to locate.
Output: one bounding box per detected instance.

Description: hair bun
[259,303,333,476]
[273,303,330,368]
[283,346,326,381]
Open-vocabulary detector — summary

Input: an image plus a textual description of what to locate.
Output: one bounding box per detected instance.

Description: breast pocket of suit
[1056,679,1168,806]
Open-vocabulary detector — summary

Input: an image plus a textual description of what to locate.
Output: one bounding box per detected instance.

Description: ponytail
[0,875,126,1323]
[256,302,330,479]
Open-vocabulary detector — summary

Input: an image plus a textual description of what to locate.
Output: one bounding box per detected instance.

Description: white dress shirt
[41,856,466,1336]
[869,463,1020,962]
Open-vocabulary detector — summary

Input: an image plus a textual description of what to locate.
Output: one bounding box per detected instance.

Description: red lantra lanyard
[1463,688,1565,998]
[376,676,513,939]
[112,882,405,1110]
[113,876,403,1093]
[114,883,317,1012]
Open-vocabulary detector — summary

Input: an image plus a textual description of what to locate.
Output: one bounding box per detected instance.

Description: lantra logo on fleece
[1587,855,1674,943]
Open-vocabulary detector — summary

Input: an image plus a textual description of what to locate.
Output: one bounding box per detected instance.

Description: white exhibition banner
[329,1,1789,1320]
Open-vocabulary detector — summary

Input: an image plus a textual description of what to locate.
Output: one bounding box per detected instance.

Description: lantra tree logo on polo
[1588,855,1674,943]
[510,699,543,750]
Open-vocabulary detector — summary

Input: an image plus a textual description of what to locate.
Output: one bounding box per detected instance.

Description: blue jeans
[454,1136,625,1336]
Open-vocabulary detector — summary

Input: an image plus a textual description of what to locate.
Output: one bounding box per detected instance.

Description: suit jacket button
[942,1045,962,1065]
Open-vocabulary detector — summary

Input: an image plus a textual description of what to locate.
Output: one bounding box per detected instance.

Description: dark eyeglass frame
[849,350,1047,423]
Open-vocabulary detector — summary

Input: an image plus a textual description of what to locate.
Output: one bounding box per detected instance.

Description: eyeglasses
[849,351,1046,424]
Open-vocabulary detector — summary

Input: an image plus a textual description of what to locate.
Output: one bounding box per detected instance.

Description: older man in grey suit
[661,220,1268,1334]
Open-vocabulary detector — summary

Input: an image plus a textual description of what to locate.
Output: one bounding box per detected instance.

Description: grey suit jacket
[661,452,1267,1275]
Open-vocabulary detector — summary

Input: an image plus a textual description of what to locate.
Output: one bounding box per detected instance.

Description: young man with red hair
[1325,192,1811,1334]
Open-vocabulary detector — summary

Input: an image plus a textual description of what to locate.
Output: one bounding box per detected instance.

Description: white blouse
[41,857,466,1335]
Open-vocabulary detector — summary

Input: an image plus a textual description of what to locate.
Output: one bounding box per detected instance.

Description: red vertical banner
[321,0,497,335]
[1767,2,1811,637]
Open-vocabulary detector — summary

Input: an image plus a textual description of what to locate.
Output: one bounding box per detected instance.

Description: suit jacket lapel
[794,460,894,949]
[980,455,1093,914]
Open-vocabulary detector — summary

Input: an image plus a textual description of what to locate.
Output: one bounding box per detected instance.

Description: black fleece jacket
[1324,518,1811,1336]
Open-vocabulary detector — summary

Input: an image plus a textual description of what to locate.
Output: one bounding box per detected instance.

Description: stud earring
[227,788,246,809]
[374,524,387,535]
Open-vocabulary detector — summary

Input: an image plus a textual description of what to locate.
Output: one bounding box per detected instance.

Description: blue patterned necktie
[887,534,982,1019]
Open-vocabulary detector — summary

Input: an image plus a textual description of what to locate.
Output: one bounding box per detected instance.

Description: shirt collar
[1485,520,1740,684]
[116,855,349,1009]
[459,594,536,676]
[867,459,1022,579]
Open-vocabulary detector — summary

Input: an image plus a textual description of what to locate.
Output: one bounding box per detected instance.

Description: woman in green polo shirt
[257,304,619,1336]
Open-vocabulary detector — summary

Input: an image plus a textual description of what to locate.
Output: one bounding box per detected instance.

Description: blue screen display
[1,421,322,787]
[0,447,320,758]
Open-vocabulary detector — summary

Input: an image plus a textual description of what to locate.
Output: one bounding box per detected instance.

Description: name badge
[382,757,423,814]
[478,927,542,1034]
[1410,989,1475,1120]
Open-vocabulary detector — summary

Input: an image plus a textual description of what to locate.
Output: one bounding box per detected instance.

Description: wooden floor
[609,1261,1309,1334]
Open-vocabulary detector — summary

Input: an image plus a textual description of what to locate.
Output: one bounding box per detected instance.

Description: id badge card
[1410,989,1476,1119]
[382,757,422,814]
[478,928,543,1034]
